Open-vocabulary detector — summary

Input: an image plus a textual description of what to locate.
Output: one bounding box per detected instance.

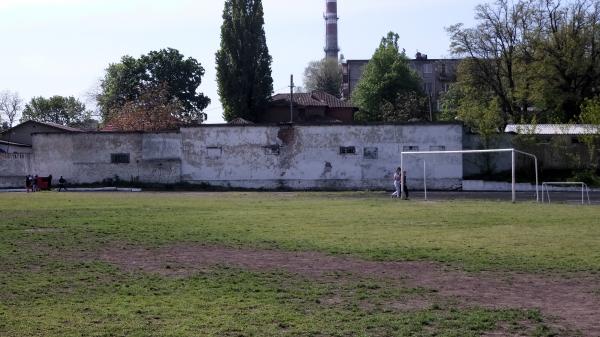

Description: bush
[569,170,600,187]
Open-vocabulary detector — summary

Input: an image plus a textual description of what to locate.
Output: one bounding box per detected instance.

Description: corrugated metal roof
[39,121,83,132]
[505,124,600,135]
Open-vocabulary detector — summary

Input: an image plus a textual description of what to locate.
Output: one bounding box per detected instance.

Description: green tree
[216,0,273,122]
[448,0,600,124]
[21,96,90,126]
[439,60,503,139]
[97,48,210,124]
[578,96,600,173]
[534,0,600,121]
[351,32,424,122]
[303,58,343,98]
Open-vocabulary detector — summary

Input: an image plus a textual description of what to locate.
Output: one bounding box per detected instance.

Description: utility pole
[289,74,295,123]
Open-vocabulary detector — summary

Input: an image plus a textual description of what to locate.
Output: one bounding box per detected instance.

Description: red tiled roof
[310,91,355,108]
[271,91,355,109]
[228,117,254,125]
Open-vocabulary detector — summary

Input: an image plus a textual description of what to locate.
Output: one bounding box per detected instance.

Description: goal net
[400,148,539,203]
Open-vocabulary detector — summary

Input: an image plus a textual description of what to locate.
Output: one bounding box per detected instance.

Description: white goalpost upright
[400,148,539,203]
[542,182,591,205]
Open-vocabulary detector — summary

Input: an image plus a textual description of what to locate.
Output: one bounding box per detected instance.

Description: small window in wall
[424,82,433,94]
[206,147,222,159]
[363,147,378,159]
[339,146,356,155]
[430,145,446,151]
[111,153,130,164]
[423,63,433,74]
[264,145,280,156]
[403,146,419,152]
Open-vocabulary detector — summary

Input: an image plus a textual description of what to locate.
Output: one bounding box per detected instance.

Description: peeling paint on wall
[0,124,465,190]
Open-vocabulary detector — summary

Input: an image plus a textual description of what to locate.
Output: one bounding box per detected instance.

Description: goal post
[400,148,539,203]
[542,182,591,205]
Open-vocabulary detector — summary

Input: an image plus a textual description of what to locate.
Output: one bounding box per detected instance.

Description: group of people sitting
[25,175,67,192]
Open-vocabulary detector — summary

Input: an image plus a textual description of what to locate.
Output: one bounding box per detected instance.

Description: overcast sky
[0,0,481,124]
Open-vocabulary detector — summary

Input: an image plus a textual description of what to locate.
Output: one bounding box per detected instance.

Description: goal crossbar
[542,182,591,205]
[400,148,539,203]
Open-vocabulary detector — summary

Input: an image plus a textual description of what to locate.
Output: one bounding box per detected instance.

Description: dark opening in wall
[339,146,356,155]
[111,153,130,164]
[264,145,281,156]
[364,147,378,159]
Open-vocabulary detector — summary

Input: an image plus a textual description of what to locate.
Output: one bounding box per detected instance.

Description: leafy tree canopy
[216,0,273,122]
[351,32,424,122]
[447,0,600,124]
[439,59,504,139]
[106,84,184,132]
[21,96,90,126]
[97,48,210,124]
[303,58,343,98]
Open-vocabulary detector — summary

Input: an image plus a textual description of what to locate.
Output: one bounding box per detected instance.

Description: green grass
[2,192,599,272]
[1,192,596,336]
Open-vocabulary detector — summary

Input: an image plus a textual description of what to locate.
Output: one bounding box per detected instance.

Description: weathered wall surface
[462,133,595,179]
[0,143,32,154]
[4,124,464,190]
[0,153,32,188]
[32,133,182,185]
[462,134,514,177]
[181,124,463,190]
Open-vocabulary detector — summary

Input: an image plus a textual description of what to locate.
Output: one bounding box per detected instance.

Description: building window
[339,146,356,155]
[364,147,378,159]
[206,147,222,159]
[423,63,433,74]
[111,153,130,164]
[264,145,280,156]
[430,145,446,151]
[403,146,419,152]
[424,82,433,94]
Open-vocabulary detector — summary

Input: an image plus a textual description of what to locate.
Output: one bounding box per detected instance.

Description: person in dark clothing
[47,175,53,190]
[401,170,409,200]
[25,175,32,193]
[33,175,38,192]
[58,176,67,192]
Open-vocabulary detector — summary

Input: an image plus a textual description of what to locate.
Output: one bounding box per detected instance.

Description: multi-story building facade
[342,53,460,115]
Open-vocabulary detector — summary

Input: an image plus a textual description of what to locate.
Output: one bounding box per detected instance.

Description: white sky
[0,0,481,123]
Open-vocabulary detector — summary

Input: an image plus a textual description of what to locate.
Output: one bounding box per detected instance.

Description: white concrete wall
[0,153,32,188]
[181,124,463,190]
[32,133,182,185]
[13,124,464,190]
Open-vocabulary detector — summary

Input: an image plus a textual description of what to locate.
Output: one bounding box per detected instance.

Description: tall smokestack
[324,0,339,60]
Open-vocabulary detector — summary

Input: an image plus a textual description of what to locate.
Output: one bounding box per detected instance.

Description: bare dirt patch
[99,244,600,336]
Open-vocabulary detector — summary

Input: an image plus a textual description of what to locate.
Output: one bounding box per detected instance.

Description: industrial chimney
[324,0,339,59]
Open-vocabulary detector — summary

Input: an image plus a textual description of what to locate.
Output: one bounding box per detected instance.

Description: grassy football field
[1,192,599,336]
